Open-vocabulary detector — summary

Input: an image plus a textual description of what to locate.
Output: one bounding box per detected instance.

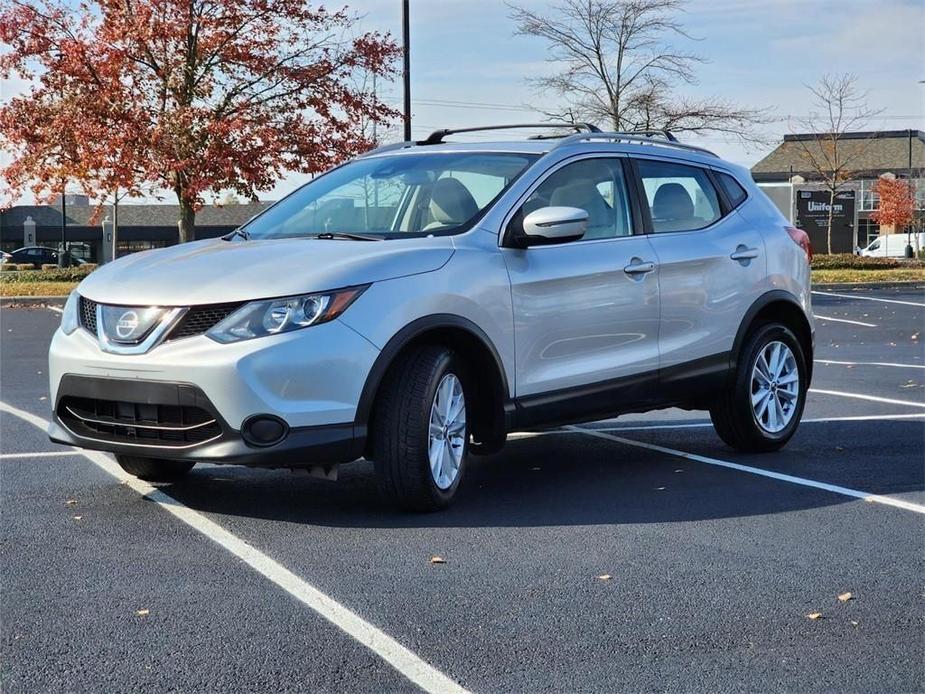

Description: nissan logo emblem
[116,310,140,340]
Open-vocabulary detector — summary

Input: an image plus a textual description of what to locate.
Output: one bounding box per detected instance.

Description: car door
[630,157,766,373]
[501,155,660,420]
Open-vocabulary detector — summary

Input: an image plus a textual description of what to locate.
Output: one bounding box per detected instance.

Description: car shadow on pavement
[159,429,896,529]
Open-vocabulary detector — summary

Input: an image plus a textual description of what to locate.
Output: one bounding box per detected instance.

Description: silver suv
[48,125,815,510]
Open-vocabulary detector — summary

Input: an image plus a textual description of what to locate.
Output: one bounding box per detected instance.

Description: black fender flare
[731,289,814,383]
[354,314,511,438]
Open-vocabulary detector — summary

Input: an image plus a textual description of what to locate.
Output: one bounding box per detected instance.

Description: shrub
[0,265,95,283]
[41,263,58,271]
[811,253,925,270]
[811,254,899,269]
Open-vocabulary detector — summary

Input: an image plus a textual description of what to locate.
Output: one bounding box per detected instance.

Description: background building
[0,197,273,262]
[751,129,924,252]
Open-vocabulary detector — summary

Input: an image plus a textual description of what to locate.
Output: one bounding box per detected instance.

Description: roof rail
[420,122,600,145]
[554,131,717,157]
[359,123,602,158]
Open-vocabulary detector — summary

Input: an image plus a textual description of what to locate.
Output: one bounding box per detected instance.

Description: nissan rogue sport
[48,124,814,511]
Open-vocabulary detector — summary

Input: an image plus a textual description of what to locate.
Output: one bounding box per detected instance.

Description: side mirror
[521,206,588,246]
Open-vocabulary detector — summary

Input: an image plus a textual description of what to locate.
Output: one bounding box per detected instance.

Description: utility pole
[58,183,67,268]
[402,0,411,142]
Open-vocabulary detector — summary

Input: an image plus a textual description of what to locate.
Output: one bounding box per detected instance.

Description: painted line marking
[816,359,925,370]
[1,450,81,459]
[0,400,469,694]
[809,388,925,409]
[812,314,876,327]
[568,425,925,516]
[812,290,925,308]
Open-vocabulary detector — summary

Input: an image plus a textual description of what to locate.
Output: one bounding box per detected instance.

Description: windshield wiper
[310,232,383,242]
[223,228,250,241]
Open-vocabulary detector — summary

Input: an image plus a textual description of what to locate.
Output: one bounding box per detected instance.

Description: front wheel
[115,455,195,482]
[710,323,808,452]
[371,345,469,511]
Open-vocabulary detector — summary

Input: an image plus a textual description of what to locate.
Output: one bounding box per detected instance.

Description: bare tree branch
[507,0,767,141]
[788,73,884,254]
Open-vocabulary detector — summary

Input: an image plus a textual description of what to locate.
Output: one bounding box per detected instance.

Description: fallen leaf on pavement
[65,499,77,506]
[72,515,82,521]
[136,609,150,617]
[429,556,446,564]
[806,612,823,620]
[838,592,853,602]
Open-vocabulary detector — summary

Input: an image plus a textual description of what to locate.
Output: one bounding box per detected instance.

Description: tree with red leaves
[870,177,916,232]
[0,0,400,242]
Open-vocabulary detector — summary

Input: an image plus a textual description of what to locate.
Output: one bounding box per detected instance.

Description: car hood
[78,236,455,306]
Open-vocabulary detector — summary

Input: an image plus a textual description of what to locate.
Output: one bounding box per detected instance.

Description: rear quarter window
[717,172,748,208]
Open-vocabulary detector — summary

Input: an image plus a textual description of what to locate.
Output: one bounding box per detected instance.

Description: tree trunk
[177,199,195,243]
[826,187,835,255]
[112,194,119,260]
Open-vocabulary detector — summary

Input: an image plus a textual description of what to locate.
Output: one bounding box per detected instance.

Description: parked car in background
[859,233,925,258]
[1,246,86,268]
[48,124,814,511]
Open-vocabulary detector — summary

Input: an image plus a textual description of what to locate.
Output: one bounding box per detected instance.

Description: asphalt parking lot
[2,286,923,693]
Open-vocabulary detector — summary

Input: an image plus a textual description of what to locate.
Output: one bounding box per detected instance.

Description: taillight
[785,226,812,261]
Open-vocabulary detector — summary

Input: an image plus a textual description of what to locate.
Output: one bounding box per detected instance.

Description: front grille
[58,395,223,448]
[167,302,244,341]
[79,296,97,334]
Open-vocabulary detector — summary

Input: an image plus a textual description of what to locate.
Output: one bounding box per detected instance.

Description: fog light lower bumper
[241,414,289,447]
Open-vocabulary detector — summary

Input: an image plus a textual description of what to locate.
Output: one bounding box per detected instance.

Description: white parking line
[568,426,925,516]
[1,450,80,459]
[812,290,925,308]
[816,359,925,370]
[0,400,469,694]
[812,314,877,327]
[809,388,925,409]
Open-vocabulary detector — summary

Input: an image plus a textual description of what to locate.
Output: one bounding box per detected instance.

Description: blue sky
[2,0,923,203]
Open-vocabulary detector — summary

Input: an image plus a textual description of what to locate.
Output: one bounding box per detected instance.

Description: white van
[859,233,925,258]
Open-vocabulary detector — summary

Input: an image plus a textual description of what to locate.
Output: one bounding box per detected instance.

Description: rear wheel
[710,323,807,452]
[115,455,195,482]
[371,345,469,511]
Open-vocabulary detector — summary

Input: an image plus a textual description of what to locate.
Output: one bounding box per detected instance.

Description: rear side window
[637,160,722,233]
[717,172,748,207]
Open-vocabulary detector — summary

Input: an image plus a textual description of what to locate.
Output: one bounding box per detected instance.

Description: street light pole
[402,0,411,142]
[58,184,67,268]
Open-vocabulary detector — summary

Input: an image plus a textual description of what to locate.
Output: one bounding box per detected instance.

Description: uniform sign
[795,189,856,253]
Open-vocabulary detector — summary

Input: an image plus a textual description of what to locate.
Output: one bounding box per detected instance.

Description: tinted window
[244,152,537,240]
[521,158,633,240]
[717,172,747,207]
[637,160,721,233]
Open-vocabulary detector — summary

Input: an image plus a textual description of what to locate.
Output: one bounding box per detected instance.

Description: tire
[115,455,195,482]
[371,345,469,511]
[710,322,808,453]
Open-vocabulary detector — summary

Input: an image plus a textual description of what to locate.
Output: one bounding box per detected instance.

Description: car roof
[359,124,742,172]
[364,138,733,172]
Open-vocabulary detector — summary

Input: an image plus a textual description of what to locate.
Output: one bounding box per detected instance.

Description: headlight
[206,286,367,344]
[60,290,79,335]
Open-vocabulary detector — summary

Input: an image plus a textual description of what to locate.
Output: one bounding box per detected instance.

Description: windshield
[243,152,539,240]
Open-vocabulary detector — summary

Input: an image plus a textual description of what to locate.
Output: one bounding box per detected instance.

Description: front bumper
[48,374,364,466]
[47,318,380,465]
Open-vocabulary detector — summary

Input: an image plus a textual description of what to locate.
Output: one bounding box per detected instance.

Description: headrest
[652,183,694,221]
[429,178,479,225]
